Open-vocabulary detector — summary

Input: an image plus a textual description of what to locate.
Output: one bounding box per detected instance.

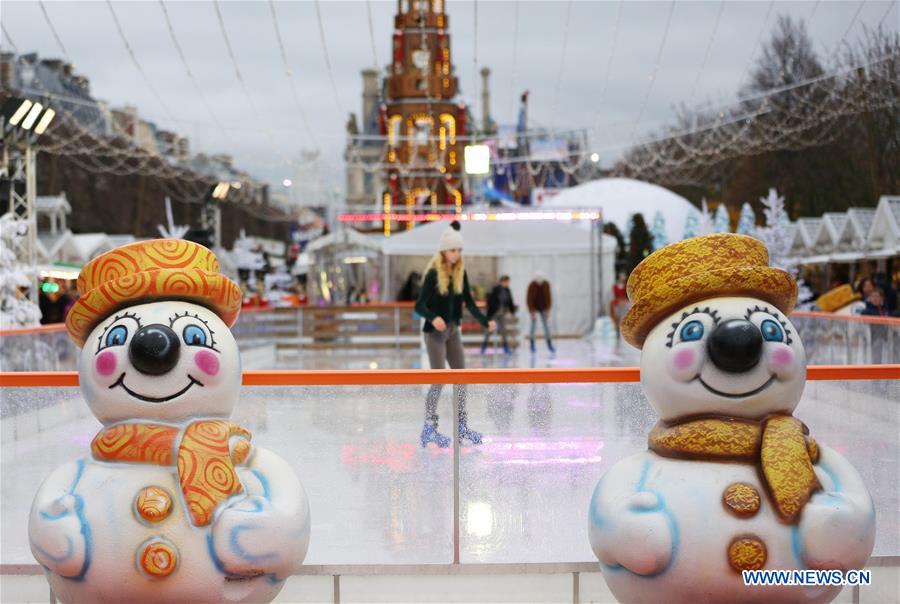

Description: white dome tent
[543,177,696,244]
[380,219,616,336]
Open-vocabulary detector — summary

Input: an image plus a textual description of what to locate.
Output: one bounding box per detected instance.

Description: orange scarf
[91,420,252,527]
[649,414,821,523]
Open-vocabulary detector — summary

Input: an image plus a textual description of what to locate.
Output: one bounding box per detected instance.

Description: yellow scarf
[91,420,252,527]
[649,414,821,523]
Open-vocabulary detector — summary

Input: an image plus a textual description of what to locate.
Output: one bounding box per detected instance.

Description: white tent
[56,233,116,265]
[544,177,695,244]
[380,220,616,336]
[305,228,382,254]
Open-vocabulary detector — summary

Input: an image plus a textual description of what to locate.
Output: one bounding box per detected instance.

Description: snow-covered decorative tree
[713,203,730,233]
[157,197,190,239]
[683,207,700,239]
[226,229,267,297]
[755,188,814,307]
[0,213,41,329]
[736,202,756,235]
[650,210,668,249]
[231,229,266,273]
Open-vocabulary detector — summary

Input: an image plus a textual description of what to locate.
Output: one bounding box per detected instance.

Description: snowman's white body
[29,301,310,603]
[589,296,876,603]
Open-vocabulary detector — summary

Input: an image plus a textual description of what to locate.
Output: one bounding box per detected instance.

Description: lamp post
[200,181,230,249]
[2,97,56,303]
[464,144,490,206]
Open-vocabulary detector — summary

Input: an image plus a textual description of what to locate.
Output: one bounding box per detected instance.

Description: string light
[158,1,228,135]
[314,0,346,116]
[629,1,676,143]
[268,0,317,146]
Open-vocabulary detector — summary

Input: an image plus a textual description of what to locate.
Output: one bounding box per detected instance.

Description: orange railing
[1,365,897,388]
[791,310,900,326]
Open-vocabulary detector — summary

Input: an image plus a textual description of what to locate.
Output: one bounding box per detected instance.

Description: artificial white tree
[754,188,814,306]
[0,213,41,329]
[683,208,700,239]
[156,197,190,239]
[650,210,668,249]
[713,203,731,233]
[737,202,756,235]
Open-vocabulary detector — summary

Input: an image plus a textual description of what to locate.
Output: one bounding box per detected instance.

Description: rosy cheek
[95,351,117,376]
[194,350,220,377]
[673,349,696,371]
[770,347,794,368]
[666,346,702,382]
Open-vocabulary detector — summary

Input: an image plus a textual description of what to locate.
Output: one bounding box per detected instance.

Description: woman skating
[415,221,495,447]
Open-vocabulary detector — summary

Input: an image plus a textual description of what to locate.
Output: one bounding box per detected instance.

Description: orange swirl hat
[621,233,797,349]
[66,239,242,347]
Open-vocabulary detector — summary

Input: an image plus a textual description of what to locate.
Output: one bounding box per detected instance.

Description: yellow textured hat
[66,239,242,347]
[816,284,860,313]
[621,233,797,349]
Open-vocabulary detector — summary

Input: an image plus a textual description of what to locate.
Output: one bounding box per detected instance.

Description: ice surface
[3,378,897,567]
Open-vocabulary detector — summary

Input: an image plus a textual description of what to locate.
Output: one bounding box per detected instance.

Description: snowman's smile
[696,375,775,399]
[109,372,204,403]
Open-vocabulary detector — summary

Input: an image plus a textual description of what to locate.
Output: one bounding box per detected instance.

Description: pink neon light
[338,211,601,223]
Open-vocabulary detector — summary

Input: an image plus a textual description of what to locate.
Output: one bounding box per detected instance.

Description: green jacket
[415,268,488,333]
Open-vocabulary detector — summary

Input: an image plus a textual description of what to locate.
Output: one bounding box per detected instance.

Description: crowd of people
[853,273,898,317]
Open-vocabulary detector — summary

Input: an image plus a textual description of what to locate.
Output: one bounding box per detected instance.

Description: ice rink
[2,333,896,568]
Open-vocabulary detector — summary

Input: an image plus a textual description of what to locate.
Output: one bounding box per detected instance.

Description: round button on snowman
[28,240,310,603]
[589,234,875,603]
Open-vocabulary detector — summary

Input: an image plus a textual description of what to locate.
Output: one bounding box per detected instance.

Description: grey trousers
[482,311,509,348]
[424,324,468,425]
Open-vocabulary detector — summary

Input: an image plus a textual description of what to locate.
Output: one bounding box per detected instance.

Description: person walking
[609,272,630,338]
[482,275,517,355]
[415,221,495,447]
[527,272,555,353]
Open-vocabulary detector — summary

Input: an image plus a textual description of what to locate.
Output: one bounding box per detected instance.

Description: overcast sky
[2,0,896,196]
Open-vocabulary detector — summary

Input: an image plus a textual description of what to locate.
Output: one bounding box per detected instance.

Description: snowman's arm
[590,454,652,522]
[209,448,309,579]
[241,447,309,522]
[28,459,91,580]
[589,454,677,576]
[797,445,876,570]
[814,445,873,503]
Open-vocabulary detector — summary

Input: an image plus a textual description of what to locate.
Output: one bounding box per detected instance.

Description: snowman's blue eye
[183,325,207,347]
[105,325,128,347]
[761,319,785,342]
[679,320,704,342]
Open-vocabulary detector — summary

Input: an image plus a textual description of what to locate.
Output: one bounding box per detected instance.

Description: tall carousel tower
[379,0,467,233]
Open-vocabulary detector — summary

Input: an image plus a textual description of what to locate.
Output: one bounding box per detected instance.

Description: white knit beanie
[438,221,464,251]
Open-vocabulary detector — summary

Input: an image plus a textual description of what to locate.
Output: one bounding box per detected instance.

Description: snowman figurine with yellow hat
[29,240,309,603]
[589,234,875,603]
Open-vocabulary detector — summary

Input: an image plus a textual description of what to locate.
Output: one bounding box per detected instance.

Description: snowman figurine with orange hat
[589,234,875,603]
[28,240,309,603]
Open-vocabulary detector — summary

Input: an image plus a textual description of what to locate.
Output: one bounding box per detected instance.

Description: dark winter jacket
[527,280,552,313]
[486,285,517,320]
[861,301,887,317]
[415,268,489,333]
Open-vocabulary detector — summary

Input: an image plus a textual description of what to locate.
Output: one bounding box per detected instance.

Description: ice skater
[526,272,555,354]
[415,221,495,447]
[482,275,517,355]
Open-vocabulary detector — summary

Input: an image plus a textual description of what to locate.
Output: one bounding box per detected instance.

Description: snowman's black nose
[707,319,763,373]
[129,324,181,375]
